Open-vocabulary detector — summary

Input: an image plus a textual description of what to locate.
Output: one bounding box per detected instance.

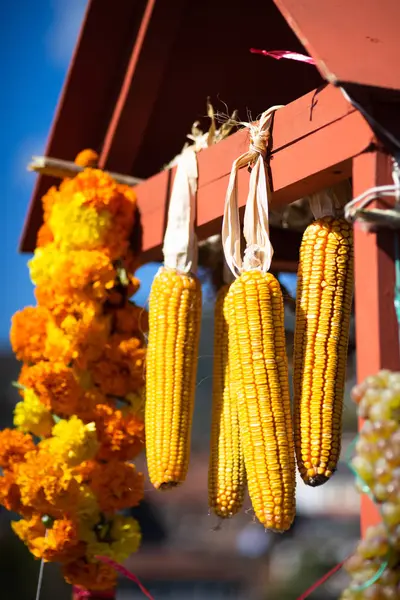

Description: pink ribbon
[72,556,155,600]
[250,48,316,65]
[95,556,155,600]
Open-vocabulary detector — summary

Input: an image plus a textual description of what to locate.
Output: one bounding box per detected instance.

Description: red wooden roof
[274,0,400,89]
[20,0,400,255]
[20,0,323,252]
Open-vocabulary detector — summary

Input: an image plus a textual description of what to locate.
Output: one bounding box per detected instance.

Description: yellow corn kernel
[293,216,354,486]
[145,267,202,490]
[208,285,246,518]
[229,270,296,531]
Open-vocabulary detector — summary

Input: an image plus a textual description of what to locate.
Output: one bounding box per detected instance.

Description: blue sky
[1,1,297,348]
[0,1,162,348]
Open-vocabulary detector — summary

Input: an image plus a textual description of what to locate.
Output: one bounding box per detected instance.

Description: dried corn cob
[145,267,202,489]
[229,270,296,531]
[293,216,354,486]
[208,284,246,518]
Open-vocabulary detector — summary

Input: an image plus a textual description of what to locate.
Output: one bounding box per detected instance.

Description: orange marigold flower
[45,315,111,370]
[94,404,145,461]
[0,471,26,514]
[12,514,86,563]
[114,303,148,336]
[36,222,54,248]
[41,184,58,223]
[36,288,101,325]
[62,557,117,591]
[0,429,35,469]
[18,362,83,417]
[10,306,49,363]
[80,459,144,512]
[14,450,80,517]
[74,149,99,168]
[73,388,106,424]
[89,334,145,397]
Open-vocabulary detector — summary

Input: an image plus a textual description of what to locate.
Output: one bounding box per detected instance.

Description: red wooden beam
[137,85,373,262]
[19,0,149,252]
[273,0,400,90]
[352,151,400,535]
[98,0,186,174]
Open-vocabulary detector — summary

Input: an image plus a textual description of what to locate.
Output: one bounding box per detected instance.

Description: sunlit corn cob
[293,216,354,486]
[228,270,296,531]
[145,267,202,489]
[208,284,246,518]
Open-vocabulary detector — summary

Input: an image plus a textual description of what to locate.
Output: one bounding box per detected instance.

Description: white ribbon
[162,147,199,273]
[221,106,283,278]
[307,180,352,220]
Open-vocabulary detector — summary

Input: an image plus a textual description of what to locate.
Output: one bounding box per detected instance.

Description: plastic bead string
[344,438,389,591]
[296,161,400,599]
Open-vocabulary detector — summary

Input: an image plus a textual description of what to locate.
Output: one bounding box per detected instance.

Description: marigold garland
[3,150,147,592]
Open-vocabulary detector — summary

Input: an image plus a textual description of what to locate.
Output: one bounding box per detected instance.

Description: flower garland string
[2,150,148,594]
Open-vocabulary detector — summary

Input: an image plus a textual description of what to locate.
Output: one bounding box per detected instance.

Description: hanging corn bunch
[145,149,202,490]
[208,265,246,518]
[146,103,238,490]
[293,183,354,486]
[221,107,296,532]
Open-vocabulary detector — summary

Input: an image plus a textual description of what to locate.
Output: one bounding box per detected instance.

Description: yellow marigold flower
[62,556,117,591]
[74,149,99,168]
[79,459,144,512]
[94,404,145,461]
[10,306,49,363]
[84,515,141,563]
[14,450,80,517]
[29,246,116,302]
[12,514,85,563]
[45,416,99,467]
[0,429,35,469]
[44,320,76,365]
[14,389,54,438]
[41,168,137,261]
[76,484,100,526]
[49,200,113,251]
[18,362,83,417]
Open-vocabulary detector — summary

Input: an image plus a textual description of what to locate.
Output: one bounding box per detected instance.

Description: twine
[222,106,284,278]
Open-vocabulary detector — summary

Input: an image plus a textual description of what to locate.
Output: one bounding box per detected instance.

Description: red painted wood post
[352,151,400,536]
